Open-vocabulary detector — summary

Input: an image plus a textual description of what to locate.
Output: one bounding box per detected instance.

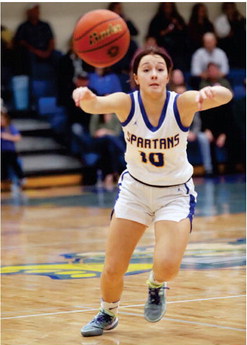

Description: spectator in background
[56,39,96,155]
[89,112,125,190]
[199,62,232,90]
[199,62,233,174]
[88,67,123,96]
[144,35,158,47]
[168,68,188,92]
[169,71,213,176]
[1,105,24,191]
[14,3,55,76]
[147,3,187,70]
[57,41,92,130]
[214,2,246,68]
[191,32,229,88]
[108,2,139,75]
[1,25,15,107]
[187,3,214,55]
[108,2,139,37]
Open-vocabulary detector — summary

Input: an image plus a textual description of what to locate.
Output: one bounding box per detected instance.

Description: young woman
[72,47,233,337]
[1,109,24,188]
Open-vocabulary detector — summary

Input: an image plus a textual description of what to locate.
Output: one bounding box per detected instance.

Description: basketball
[73,9,130,68]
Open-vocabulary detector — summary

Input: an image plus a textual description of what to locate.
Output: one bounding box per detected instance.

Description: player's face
[134,54,169,94]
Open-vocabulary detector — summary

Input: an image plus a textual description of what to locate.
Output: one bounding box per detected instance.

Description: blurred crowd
[1,2,246,188]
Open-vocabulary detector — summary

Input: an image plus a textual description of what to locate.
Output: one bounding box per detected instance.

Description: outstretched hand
[72,87,96,107]
[196,86,215,110]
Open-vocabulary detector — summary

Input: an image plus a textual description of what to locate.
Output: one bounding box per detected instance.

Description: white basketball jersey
[121,90,193,186]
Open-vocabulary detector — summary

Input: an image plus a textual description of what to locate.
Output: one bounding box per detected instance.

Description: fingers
[196,87,214,110]
[72,87,83,107]
[72,87,90,107]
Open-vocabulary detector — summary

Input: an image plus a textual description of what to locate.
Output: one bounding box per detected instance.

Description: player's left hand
[196,86,214,110]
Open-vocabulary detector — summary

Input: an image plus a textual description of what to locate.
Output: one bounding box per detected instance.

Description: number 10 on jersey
[139,151,165,167]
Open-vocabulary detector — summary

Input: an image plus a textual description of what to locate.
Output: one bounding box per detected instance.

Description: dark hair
[132,47,173,76]
[222,2,237,12]
[156,2,186,26]
[207,62,220,69]
[189,3,208,23]
[108,2,121,12]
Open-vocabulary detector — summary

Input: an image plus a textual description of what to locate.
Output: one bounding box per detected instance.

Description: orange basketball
[73,9,130,68]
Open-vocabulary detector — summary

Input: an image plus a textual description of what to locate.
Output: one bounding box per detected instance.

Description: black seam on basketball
[74,16,120,41]
[75,29,128,54]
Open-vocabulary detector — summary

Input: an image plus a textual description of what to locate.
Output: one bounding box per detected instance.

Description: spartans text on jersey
[126,131,180,150]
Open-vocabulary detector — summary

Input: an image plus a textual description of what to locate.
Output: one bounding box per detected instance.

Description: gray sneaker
[81,310,118,337]
[144,284,168,322]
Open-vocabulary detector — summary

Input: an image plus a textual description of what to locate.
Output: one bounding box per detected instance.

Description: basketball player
[73,47,232,337]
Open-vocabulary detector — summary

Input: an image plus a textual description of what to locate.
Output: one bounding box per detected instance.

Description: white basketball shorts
[113,170,197,228]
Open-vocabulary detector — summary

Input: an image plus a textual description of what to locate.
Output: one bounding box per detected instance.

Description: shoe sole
[81,318,118,337]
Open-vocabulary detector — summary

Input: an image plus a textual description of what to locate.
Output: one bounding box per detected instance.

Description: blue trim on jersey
[173,94,190,132]
[118,169,129,186]
[121,93,135,127]
[184,183,189,194]
[188,194,196,231]
[184,181,197,232]
[138,90,170,132]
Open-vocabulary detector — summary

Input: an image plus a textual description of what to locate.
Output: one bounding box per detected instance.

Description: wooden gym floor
[1,174,246,345]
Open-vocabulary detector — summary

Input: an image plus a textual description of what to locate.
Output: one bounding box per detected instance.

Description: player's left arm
[177,86,233,127]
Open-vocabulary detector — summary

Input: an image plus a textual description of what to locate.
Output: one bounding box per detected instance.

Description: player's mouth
[149,83,159,87]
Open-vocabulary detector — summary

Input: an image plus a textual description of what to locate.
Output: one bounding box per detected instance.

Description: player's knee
[103,263,126,279]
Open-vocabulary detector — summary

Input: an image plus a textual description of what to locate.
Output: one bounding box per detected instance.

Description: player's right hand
[72,87,96,107]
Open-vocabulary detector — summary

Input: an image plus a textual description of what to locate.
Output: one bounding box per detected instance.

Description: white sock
[101,299,119,317]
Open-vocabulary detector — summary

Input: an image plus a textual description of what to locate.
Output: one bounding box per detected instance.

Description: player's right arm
[72,87,131,122]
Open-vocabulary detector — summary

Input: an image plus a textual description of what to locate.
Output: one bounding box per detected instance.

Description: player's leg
[101,215,147,302]
[144,218,191,322]
[82,216,147,337]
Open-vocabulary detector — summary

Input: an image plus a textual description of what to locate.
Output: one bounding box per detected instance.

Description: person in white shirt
[72,47,233,337]
[191,32,229,79]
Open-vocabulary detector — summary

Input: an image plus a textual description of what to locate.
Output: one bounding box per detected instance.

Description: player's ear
[133,73,139,85]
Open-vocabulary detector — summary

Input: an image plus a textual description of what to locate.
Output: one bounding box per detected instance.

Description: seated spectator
[89,112,125,190]
[170,75,213,176]
[214,2,246,68]
[198,63,233,174]
[108,2,139,75]
[191,32,229,81]
[147,2,187,70]
[199,62,232,89]
[142,35,159,49]
[187,3,215,55]
[88,67,123,96]
[108,2,139,37]
[1,25,15,107]
[169,69,188,92]
[57,43,92,130]
[1,104,24,192]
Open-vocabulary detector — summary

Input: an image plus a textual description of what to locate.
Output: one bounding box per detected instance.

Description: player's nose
[151,69,158,78]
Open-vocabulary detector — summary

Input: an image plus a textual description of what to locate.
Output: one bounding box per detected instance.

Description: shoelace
[148,286,170,305]
[93,311,114,325]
